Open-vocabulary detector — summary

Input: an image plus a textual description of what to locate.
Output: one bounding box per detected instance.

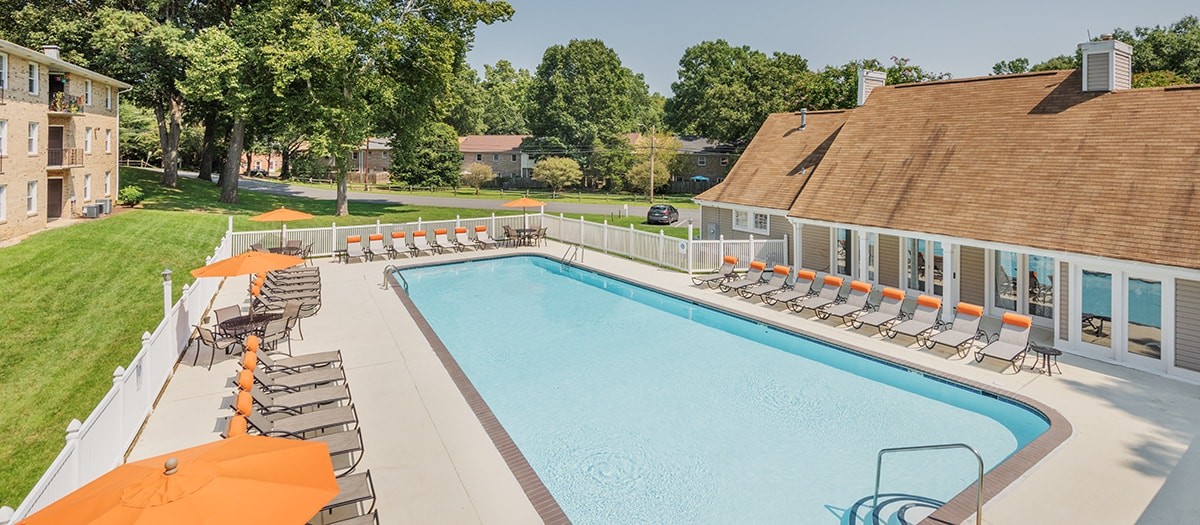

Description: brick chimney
[41,45,60,60]
[1079,34,1132,92]
[857,68,886,106]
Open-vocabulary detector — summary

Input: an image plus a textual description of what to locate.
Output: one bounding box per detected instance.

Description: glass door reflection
[1080,270,1113,348]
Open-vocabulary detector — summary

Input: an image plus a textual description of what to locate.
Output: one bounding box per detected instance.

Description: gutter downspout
[115,85,133,195]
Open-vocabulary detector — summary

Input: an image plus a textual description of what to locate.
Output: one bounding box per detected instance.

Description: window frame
[0,184,7,221]
[28,63,39,95]
[0,53,8,91]
[475,153,482,161]
[511,154,518,162]
[492,153,499,161]
[27,180,37,214]
[0,120,7,156]
[105,86,112,110]
[720,157,729,167]
[85,80,93,106]
[697,155,707,167]
[83,173,92,201]
[731,209,770,235]
[84,127,92,154]
[104,129,112,153]
[27,122,38,154]
[104,171,111,196]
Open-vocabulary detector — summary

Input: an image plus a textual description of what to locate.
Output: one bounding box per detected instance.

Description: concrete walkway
[130,242,1200,524]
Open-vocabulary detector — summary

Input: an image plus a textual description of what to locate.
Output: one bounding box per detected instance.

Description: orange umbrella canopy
[248,207,314,223]
[501,197,545,208]
[18,435,337,525]
[190,251,303,278]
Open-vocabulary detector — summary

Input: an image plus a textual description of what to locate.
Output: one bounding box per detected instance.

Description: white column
[792,220,803,272]
[945,243,957,311]
[687,221,694,275]
[783,233,790,267]
[161,269,173,317]
[857,231,869,281]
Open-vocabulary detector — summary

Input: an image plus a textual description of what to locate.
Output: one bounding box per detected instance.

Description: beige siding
[1175,279,1200,372]
[959,246,986,305]
[802,224,830,272]
[1059,261,1071,338]
[1114,52,1132,91]
[705,207,788,241]
[878,234,900,287]
[1086,53,1109,91]
[700,206,722,240]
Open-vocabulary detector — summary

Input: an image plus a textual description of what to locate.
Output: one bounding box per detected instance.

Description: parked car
[647,204,679,225]
[247,167,268,178]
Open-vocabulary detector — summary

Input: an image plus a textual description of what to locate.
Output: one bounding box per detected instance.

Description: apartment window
[28,63,38,94]
[0,53,7,91]
[492,153,499,161]
[27,180,37,214]
[697,156,707,167]
[0,120,7,155]
[104,171,111,195]
[84,127,92,153]
[83,174,92,200]
[105,86,112,110]
[720,157,729,167]
[511,154,518,162]
[104,129,112,153]
[85,80,93,106]
[732,210,769,235]
[0,185,6,221]
[27,122,38,154]
[475,154,482,161]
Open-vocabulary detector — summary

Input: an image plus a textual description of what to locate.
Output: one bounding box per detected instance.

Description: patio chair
[739,265,792,300]
[975,312,1034,372]
[315,471,377,517]
[366,234,388,261]
[300,242,315,266]
[250,243,266,253]
[788,275,844,313]
[433,229,459,253]
[286,239,303,255]
[451,227,475,251]
[387,232,414,259]
[344,236,366,263]
[502,225,518,247]
[816,280,873,325]
[534,227,548,246]
[190,325,244,369]
[213,305,242,334]
[924,302,987,357]
[718,261,768,293]
[411,231,437,256]
[223,415,364,478]
[692,255,738,288]
[473,226,499,250]
[851,287,906,335]
[886,294,943,345]
[763,269,816,306]
[235,392,359,436]
[259,316,294,355]
[252,366,345,393]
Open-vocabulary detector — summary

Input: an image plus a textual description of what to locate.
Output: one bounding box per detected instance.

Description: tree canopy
[794,57,948,110]
[532,156,582,196]
[481,60,534,134]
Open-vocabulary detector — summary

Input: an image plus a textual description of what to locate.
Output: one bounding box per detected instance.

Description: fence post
[281,223,288,246]
[579,216,585,246]
[750,235,756,261]
[455,215,461,228]
[227,215,233,233]
[65,419,82,487]
[783,233,790,267]
[491,213,496,234]
[331,222,337,255]
[630,223,636,255]
[687,221,694,275]
[375,219,381,234]
[112,366,126,444]
[161,269,172,318]
[658,230,666,266]
[418,217,423,230]
[603,220,609,253]
[719,234,725,264]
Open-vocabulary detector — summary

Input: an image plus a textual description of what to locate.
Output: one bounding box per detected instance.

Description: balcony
[47,148,83,169]
[48,92,85,115]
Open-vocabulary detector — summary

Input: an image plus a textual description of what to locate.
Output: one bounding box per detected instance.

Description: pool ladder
[560,245,582,269]
[383,265,408,292]
[873,443,983,525]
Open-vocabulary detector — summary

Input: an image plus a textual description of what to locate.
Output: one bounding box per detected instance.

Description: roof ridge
[891,70,1064,90]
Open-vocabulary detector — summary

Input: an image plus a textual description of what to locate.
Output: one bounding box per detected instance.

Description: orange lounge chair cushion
[455,227,467,234]
[226,415,248,437]
[245,335,260,352]
[750,261,767,271]
[882,287,905,300]
[391,231,405,238]
[413,230,426,237]
[346,235,361,243]
[850,281,872,293]
[956,302,984,317]
[797,270,817,281]
[823,275,844,287]
[475,226,488,232]
[722,255,738,265]
[434,228,447,235]
[241,352,257,371]
[773,265,791,275]
[916,295,942,309]
[237,370,253,391]
[235,391,253,416]
[1002,312,1033,328]
[368,234,383,241]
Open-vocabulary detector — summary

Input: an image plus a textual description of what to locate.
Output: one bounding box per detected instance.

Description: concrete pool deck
[129,241,1200,524]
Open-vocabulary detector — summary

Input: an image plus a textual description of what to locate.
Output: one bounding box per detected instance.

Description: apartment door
[48,126,64,165]
[46,178,63,218]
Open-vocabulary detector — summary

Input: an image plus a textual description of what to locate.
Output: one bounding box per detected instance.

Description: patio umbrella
[17,434,337,524]
[189,251,303,279]
[502,197,546,229]
[248,207,314,250]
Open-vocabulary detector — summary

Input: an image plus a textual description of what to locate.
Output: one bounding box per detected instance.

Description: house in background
[697,36,1200,382]
[0,40,130,242]
[459,134,531,180]
[674,136,738,183]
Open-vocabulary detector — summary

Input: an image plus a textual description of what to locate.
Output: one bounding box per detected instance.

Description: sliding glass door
[990,250,1054,323]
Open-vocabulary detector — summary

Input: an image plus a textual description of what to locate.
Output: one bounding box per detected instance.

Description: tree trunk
[280,145,292,180]
[335,169,349,216]
[198,113,217,181]
[220,118,245,203]
[153,95,184,187]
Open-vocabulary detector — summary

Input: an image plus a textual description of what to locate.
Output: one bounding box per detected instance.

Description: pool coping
[387,253,1073,525]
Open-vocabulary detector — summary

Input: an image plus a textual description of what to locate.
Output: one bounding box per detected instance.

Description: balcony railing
[48,93,85,114]
[47,148,83,168]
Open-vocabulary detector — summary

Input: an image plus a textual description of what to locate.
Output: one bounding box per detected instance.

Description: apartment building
[0,40,130,241]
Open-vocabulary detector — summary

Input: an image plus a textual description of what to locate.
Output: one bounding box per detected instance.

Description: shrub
[117,186,145,207]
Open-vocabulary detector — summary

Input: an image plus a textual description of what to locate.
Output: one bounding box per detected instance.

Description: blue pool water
[402,257,1049,524]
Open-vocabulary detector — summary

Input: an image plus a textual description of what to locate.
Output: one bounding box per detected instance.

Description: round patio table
[218,313,283,339]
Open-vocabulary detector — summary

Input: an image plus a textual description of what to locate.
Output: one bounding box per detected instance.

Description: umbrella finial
[164,458,179,475]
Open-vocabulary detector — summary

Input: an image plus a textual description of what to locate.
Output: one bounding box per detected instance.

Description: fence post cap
[66,419,83,438]
[113,366,126,379]
[1,505,15,521]
[142,331,152,343]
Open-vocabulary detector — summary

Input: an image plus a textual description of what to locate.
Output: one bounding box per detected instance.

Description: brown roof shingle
[696,110,849,210]
[782,70,1200,270]
[459,135,529,153]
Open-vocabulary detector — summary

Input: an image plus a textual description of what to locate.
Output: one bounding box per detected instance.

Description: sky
[466,0,1195,95]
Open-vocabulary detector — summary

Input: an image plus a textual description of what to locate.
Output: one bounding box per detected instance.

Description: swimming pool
[401,256,1050,524]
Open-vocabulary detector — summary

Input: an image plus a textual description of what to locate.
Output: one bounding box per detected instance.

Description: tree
[625,159,670,198]
[527,39,649,148]
[665,40,809,144]
[992,57,1030,75]
[586,135,635,190]
[118,102,162,164]
[632,131,681,176]
[481,60,533,134]
[442,65,487,135]
[1114,15,1200,83]
[392,122,463,187]
[532,157,582,197]
[462,162,494,195]
[1133,70,1192,88]
[795,57,948,110]
[1030,54,1080,71]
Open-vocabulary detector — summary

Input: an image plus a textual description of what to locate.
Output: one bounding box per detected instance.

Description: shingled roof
[787,70,1200,269]
[696,110,849,210]
[458,135,529,153]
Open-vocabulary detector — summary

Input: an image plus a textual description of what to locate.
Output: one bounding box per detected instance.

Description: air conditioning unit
[96,198,112,214]
[83,205,99,218]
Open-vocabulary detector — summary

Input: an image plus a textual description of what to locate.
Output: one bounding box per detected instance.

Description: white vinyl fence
[1,234,233,524]
[227,213,533,256]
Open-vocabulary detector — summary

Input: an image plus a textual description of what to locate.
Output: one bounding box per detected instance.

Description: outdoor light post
[161,269,172,317]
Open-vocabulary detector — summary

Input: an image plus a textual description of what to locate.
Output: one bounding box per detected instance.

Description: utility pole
[649,125,656,204]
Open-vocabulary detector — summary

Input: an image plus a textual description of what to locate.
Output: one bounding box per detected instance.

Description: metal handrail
[383,265,408,292]
[873,442,983,525]
[560,245,581,269]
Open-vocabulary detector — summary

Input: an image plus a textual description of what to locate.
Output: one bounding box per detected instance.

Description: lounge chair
[789,275,844,313]
[235,392,359,436]
[851,287,906,334]
[244,335,340,373]
[433,229,458,253]
[411,230,437,256]
[451,227,474,251]
[718,261,768,293]
[316,471,377,517]
[473,226,500,249]
[326,510,378,525]
[740,265,792,300]
[225,413,363,477]
[252,366,345,393]
[343,236,366,263]
[237,369,351,412]
[386,232,412,259]
[763,269,816,306]
[816,280,873,324]
[975,312,1034,372]
[885,294,943,345]
[366,234,388,261]
[924,302,986,357]
[692,255,739,288]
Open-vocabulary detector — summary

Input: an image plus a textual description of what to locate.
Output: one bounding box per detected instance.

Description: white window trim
[475,154,482,161]
[27,122,38,155]
[84,127,92,154]
[105,86,112,110]
[28,63,39,95]
[105,129,112,153]
[0,120,7,156]
[732,209,770,235]
[83,174,92,201]
[104,171,111,196]
[511,154,518,162]
[0,184,7,221]
[0,53,8,91]
[697,155,707,167]
[27,180,37,215]
[85,80,93,106]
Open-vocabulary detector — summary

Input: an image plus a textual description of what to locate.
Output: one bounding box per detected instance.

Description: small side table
[1029,344,1063,376]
